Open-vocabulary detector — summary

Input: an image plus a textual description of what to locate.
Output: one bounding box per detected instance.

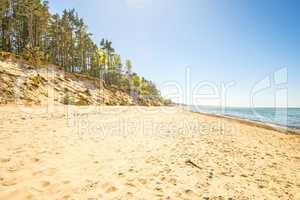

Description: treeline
[0,0,161,99]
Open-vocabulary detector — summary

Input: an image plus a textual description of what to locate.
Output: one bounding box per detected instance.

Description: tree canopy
[0,0,163,101]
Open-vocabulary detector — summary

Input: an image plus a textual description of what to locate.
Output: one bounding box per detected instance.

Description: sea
[184,105,300,130]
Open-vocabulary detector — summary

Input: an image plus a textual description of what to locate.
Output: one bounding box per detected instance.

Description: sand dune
[0,106,299,199]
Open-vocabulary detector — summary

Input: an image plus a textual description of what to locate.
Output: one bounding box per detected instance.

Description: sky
[48,0,300,107]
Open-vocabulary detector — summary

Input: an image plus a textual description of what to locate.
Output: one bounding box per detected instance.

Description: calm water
[185,106,300,130]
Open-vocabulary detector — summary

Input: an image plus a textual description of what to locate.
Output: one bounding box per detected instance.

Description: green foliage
[0,0,167,104]
[30,75,43,88]
[125,59,132,75]
[76,95,90,106]
[132,73,141,88]
[63,92,90,106]
[22,47,44,66]
[0,51,11,59]
[63,94,74,105]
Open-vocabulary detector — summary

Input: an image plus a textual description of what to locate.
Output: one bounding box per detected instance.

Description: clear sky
[48,0,300,107]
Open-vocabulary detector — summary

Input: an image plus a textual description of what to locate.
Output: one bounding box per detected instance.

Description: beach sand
[0,105,299,199]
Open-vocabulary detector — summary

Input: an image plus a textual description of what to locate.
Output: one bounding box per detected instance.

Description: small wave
[185,105,300,131]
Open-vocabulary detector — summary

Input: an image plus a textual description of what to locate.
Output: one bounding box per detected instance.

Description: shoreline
[2,103,300,135]
[2,103,299,135]
[185,108,300,135]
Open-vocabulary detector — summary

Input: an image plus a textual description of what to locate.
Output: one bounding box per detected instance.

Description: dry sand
[0,105,299,200]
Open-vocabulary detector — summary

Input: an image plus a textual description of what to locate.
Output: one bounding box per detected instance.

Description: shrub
[63,94,74,105]
[30,75,43,88]
[76,95,90,106]
[0,51,12,60]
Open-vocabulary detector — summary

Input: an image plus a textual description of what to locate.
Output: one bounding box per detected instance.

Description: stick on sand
[185,159,202,170]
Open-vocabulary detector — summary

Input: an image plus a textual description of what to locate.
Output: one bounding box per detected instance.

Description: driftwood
[185,159,202,170]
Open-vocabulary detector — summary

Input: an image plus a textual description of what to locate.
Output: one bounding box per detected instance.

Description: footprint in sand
[31,180,51,192]
[1,177,18,186]
[7,165,19,172]
[43,168,57,176]
[117,172,125,178]
[125,182,136,188]
[106,186,117,193]
[128,167,135,172]
[31,157,40,163]
[124,192,134,198]
[174,191,182,198]
[168,178,177,186]
[138,178,147,185]
[101,182,118,193]
[62,194,71,200]
[82,181,98,192]
[62,180,71,185]
[0,158,11,163]
[41,181,50,187]
[184,189,200,198]
[154,187,164,197]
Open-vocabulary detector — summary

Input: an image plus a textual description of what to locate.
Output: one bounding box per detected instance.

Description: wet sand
[0,105,299,199]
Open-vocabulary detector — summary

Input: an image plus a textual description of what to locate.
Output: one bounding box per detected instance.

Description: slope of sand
[0,106,299,200]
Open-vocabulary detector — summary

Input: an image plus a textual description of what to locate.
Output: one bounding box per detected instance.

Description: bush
[30,75,43,88]
[76,95,90,106]
[63,94,74,105]
[21,47,43,66]
[0,51,12,60]
[164,99,173,106]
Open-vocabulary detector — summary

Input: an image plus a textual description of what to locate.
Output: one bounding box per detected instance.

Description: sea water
[186,106,300,130]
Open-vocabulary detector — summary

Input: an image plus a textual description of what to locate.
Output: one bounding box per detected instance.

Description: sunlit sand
[0,105,299,199]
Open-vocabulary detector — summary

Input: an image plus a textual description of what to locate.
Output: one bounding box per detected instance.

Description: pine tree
[0,0,12,51]
[0,0,163,101]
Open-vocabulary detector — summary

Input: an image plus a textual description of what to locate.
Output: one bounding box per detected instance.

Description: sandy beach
[0,105,299,200]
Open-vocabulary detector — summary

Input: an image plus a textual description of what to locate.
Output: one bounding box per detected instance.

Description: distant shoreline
[187,109,300,135]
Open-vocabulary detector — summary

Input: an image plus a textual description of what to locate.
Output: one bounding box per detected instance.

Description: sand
[0,105,299,200]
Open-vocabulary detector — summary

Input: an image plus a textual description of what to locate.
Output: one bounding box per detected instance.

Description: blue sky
[48,0,300,107]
